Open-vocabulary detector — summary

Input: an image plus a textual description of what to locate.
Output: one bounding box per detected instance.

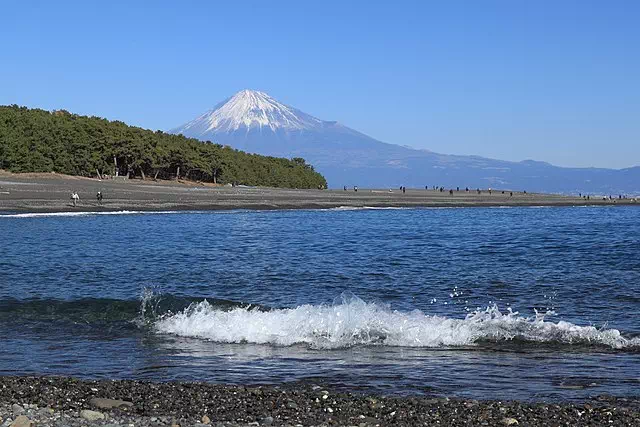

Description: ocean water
[1,206,639,401]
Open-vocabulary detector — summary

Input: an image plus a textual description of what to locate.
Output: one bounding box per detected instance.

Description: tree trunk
[96,169,102,180]
[213,170,217,184]
[113,156,118,176]
[154,170,159,181]
[176,166,180,180]
[140,168,146,181]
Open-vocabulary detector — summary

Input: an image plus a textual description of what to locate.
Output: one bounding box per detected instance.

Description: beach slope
[0,171,635,213]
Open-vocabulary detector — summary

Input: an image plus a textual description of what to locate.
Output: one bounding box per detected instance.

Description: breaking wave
[154,294,640,350]
[328,206,411,211]
[0,210,183,218]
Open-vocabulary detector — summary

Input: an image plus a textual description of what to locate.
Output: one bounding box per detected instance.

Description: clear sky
[2,0,638,168]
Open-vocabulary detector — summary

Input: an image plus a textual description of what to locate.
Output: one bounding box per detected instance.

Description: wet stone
[9,416,34,427]
[90,398,133,410]
[80,409,105,421]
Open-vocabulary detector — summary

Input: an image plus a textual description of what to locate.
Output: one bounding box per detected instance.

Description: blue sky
[2,0,638,168]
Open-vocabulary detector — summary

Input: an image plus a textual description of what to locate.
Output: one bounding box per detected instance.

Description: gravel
[1,376,639,426]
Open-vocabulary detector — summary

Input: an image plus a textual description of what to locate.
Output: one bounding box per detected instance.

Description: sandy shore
[1,377,639,427]
[0,171,636,213]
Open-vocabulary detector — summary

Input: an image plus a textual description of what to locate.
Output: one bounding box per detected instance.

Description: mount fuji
[170,90,639,193]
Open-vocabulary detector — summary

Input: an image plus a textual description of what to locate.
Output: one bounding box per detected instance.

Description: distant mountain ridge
[170,90,640,194]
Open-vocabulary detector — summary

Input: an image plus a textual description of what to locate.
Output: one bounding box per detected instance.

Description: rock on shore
[0,376,639,426]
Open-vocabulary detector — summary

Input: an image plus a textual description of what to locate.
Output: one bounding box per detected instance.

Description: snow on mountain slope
[172,89,322,136]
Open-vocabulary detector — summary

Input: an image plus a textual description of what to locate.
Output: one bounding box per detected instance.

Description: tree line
[0,105,327,189]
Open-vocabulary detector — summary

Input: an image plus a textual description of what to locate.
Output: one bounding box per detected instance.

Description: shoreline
[1,171,637,214]
[0,203,635,218]
[1,376,639,427]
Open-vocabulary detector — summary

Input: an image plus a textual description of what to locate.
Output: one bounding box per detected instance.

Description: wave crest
[153,295,640,350]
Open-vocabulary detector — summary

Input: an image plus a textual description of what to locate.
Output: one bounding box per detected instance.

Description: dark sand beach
[0,171,636,213]
[1,377,639,426]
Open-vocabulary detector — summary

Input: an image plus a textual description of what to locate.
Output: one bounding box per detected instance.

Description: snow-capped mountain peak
[174,89,322,135]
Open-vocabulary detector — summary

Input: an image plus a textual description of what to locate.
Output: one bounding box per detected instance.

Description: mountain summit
[170,91,639,193]
[172,89,322,135]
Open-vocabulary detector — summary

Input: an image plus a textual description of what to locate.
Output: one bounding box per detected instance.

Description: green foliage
[0,105,327,188]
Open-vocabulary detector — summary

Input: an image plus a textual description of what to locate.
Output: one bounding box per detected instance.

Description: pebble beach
[1,377,640,427]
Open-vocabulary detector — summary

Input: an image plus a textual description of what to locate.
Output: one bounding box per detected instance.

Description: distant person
[488,188,492,195]
[449,189,453,195]
[71,192,79,207]
[425,185,428,190]
[402,186,406,194]
[465,187,469,192]
[96,191,103,205]
[477,188,481,194]
[456,187,459,192]
[343,185,347,191]
[354,186,358,192]
[510,191,513,197]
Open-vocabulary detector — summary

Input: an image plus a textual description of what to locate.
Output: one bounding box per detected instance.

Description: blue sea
[1,206,639,401]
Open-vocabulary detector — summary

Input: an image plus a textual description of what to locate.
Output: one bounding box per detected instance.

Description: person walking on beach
[354,186,358,192]
[70,192,79,207]
[96,191,103,205]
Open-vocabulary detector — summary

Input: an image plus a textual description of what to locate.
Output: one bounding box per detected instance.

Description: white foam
[154,296,640,350]
[0,210,183,218]
[328,206,410,211]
